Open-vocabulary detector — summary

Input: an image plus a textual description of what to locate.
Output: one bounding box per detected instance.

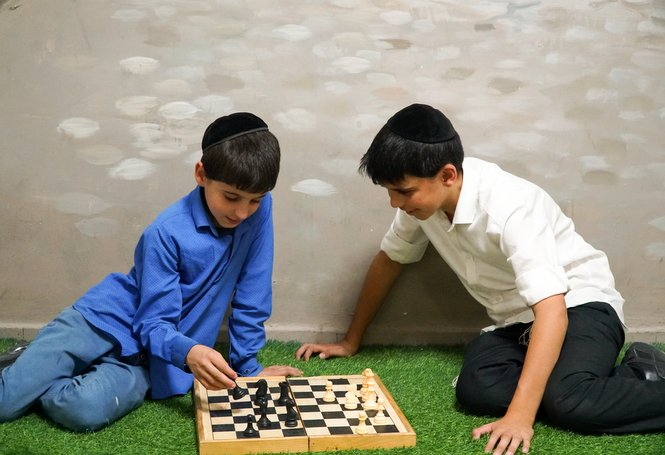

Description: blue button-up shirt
[74,187,273,398]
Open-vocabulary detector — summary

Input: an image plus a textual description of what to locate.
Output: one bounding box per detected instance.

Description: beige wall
[1,0,664,344]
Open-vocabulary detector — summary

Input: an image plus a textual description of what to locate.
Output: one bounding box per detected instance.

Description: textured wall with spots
[0,0,663,343]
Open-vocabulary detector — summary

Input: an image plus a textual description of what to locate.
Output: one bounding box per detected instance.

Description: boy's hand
[258,365,303,377]
[186,344,238,390]
[472,415,534,455]
[295,340,358,361]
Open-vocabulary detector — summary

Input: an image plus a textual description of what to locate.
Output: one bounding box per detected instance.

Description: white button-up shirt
[380,157,625,330]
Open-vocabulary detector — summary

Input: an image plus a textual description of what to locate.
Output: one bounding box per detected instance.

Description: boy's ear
[439,164,458,186]
[194,161,206,186]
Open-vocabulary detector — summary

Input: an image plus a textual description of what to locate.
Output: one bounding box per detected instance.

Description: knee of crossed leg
[455,369,511,417]
[40,390,115,432]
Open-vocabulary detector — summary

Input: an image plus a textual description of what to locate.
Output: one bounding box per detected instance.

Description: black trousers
[456,302,665,434]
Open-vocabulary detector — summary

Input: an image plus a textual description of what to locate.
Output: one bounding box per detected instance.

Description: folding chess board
[194,373,416,454]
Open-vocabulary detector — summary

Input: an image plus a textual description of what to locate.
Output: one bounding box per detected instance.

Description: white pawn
[364,384,377,411]
[355,411,369,435]
[344,384,359,409]
[322,380,336,403]
[373,397,388,424]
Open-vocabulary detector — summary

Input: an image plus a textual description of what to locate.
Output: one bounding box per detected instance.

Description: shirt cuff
[172,335,199,371]
[380,231,427,264]
[233,357,262,377]
[515,267,568,306]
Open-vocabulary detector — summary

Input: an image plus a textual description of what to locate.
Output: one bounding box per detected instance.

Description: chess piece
[258,406,272,429]
[277,381,290,406]
[364,383,377,410]
[374,397,388,424]
[355,411,369,435]
[322,380,336,403]
[284,398,299,428]
[344,384,359,409]
[243,414,259,437]
[254,379,268,406]
[232,383,248,400]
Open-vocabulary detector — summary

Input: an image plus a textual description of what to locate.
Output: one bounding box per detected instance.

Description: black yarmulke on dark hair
[386,104,457,144]
[202,112,269,152]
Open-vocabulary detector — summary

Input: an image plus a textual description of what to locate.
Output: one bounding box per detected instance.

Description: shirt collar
[190,186,255,238]
[451,158,480,226]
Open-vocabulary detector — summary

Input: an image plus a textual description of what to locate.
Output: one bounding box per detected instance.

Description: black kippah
[386,104,457,144]
[202,112,269,152]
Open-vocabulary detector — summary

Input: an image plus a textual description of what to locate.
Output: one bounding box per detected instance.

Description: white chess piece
[344,384,359,409]
[373,397,388,424]
[355,411,369,434]
[322,380,336,403]
[364,384,377,411]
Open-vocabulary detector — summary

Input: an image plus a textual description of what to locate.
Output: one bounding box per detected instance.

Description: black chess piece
[277,381,290,406]
[284,398,299,428]
[232,383,248,400]
[254,379,269,406]
[243,414,259,438]
[257,406,272,429]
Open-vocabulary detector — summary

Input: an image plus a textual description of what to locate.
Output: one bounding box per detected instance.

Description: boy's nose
[389,194,402,209]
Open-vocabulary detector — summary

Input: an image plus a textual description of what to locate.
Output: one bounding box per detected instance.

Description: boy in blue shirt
[296,104,665,455]
[0,112,301,431]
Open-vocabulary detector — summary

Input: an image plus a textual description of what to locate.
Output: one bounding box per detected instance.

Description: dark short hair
[359,124,464,185]
[201,129,280,193]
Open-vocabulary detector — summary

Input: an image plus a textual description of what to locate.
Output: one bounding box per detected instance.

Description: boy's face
[195,162,266,228]
[382,165,458,221]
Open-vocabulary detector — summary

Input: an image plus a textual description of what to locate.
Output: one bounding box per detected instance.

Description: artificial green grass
[0,339,664,454]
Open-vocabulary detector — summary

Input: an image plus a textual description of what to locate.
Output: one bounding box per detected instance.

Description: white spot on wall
[115,96,159,117]
[367,72,397,85]
[155,6,177,20]
[646,243,665,260]
[412,19,436,32]
[585,88,618,103]
[140,145,184,160]
[108,158,156,180]
[331,56,371,74]
[75,218,119,237]
[119,56,160,75]
[291,179,337,197]
[564,26,599,41]
[578,156,608,171]
[129,123,163,148]
[158,102,199,120]
[619,110,645,121]
[649,216,665,232]
[273,24,313,41]
[380,10,412,25]
[77,145,124,166]
[330,0,361,8]
[323,81,351,94]
[219,55,257,71]
[112,9,146,22]
[436,47,461,60]
[495,59,524,69]
[57,118,100,139]
[54,192,112,216]
[274,108,317,132]
[193,95,234,116]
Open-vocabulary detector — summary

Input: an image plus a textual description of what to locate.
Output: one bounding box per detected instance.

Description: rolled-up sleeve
[380,209,429,264]
[500,197,569,306]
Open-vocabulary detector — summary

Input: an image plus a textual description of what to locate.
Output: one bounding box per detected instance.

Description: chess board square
[330,378,350,385]
[373,424,400,433]
[211,423,235,433]
[328,426,354,435]
[321,411,345,420]
[210,409,232,418]
[302,419,326,428]
[298,404,320,413]
[293,391,315,399]
[320,418,349,427]
[208,395,229,404]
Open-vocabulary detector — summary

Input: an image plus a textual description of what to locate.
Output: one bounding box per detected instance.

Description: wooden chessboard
[193,373,416,454]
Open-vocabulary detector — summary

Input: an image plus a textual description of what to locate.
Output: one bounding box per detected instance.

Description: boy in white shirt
[296,104,665,455]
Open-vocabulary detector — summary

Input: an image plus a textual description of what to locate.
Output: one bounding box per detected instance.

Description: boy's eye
[224,194,239,201]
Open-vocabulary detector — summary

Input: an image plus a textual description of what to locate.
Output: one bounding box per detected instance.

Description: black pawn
[232,383,248,400]
[254,379,268,406]
[284,398,299,428]
[257,406,272,429]
[243,414,259,438]
[277,381,290,406]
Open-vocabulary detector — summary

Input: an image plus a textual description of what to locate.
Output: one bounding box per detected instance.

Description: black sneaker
[621,342,665,381]
[0,342,29,372]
